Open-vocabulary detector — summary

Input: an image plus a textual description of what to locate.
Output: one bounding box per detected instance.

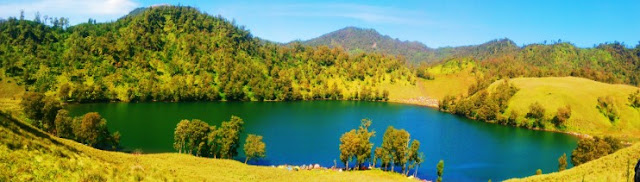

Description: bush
[571,136,622,166]
[553,105,572,128]
[596,96,619,123]
[629,90,640,108]
[527,102,546,128]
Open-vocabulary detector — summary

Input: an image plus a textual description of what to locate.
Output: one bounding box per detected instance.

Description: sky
[0,0,639,48]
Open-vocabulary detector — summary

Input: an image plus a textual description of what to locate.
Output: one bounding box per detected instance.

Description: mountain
[296,26,437,63]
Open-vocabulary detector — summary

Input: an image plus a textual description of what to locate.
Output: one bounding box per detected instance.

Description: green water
[67,101,577,181]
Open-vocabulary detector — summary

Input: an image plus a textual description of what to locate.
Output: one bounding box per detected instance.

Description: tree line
[172,116,266,163]
[339,119,443,179]
[20,92,120,150]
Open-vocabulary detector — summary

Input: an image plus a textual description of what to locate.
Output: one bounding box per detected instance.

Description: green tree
[436,160,444,182]
[407,140,422,176]
[219,116,244,159]
[339,129,358,170]
[173,119,190,153]
[527,102,546,128]
[54,109,73,138]
[536,169,542,175]
[41,96,62,132]
[554,105,571,128]
[20,92,45,124]
[558,153,568,172]
[243,134,266,164]
[355,119,375,169]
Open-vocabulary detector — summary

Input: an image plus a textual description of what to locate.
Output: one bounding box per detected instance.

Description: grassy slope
[490,77,640,140]
[505,142,640,182]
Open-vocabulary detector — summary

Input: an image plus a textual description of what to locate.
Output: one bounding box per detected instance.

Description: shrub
[553,105,572,128]
[596,96,619,123]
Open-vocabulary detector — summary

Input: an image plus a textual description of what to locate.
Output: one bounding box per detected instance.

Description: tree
[407,140,422,176]
[558,153,568,172]
[174,119,190,153]
[76,112,116,149]
[355,119,375,169]
[527,102,546,128]
[207,125,220,158]
[219,116,244,159]
[339,119,375,170]
[629,90,640,108]
[187,119,210,156]
[436,160,444,182]
[339,129,358,170]
[571,137,621,166]
[554,105,571,128]
[244,134,266,164]
[41,96,62,132]
[597,96,619,123]
[21,92,45,124]
[536,169,542,175]
[54,109,73,138]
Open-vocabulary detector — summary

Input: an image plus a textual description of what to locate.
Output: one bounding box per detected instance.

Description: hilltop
[297,26,437,63]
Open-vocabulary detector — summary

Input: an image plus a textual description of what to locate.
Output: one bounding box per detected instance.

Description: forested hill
[296,26,437,63]
[0,6,414,103]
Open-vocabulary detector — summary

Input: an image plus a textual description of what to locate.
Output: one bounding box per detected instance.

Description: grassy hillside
[491,77,640,139]
[505,142,640,182]
[0,110,415,181]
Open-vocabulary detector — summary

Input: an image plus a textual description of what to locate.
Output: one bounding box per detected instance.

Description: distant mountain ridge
[295,27,437,63]
[296,26,522,64]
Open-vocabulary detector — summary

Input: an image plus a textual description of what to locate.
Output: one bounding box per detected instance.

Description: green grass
[490,77,640,140]
[505,142,640,182]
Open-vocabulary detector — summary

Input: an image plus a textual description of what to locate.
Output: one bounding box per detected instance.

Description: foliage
[526,102,546,129]
[243,134,266,164]
[629,90,640,108]
[553,105,571,129]
[571,136,622,166]
[173,116,245,159]
[0,7,405,103]
[339,119,375,170]
[558,153,567,172]
[597,96,619,123]
[436,160,444,182]
[76,112,119,150]
[535,169,542,175]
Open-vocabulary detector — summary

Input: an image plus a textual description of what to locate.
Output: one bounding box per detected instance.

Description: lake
[67,101,577,181]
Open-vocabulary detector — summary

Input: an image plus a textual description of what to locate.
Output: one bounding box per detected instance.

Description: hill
[505,142,640,182]
[0,6,415,103]
[490,77,640,139]
[297,26,437,63]
[0,106,414,181]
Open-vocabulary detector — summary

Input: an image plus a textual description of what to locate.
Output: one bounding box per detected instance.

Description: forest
[0,6,406,103]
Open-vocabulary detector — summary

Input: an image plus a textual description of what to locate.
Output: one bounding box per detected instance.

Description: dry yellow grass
[493,77,640,140]
[505,142,640,182]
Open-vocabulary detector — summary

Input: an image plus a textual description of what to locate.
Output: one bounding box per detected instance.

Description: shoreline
[388,97,594,140]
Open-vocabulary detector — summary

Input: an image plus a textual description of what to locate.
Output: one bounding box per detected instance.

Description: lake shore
[389,97,594,140]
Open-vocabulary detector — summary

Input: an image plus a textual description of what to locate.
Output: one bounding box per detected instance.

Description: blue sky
[1,0,638,48]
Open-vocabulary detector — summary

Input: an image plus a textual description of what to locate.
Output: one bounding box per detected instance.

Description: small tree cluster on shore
[571,136,622,166]
[21,92,119,150]
[173,116,266,162]
[339,119,427,177]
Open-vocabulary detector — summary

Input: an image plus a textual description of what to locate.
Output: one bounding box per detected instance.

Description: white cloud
[0,0,138,24]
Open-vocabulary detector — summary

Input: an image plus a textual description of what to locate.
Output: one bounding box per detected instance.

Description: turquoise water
[67,101,577,181]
